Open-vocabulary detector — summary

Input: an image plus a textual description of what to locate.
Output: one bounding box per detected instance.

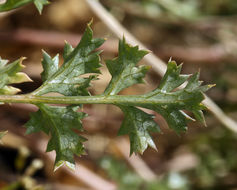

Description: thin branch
[86,0,237,133]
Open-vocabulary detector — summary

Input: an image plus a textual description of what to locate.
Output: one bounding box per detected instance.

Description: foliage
[0,57,32,96]
[187,127,237,188]
[0,23,212,170]
[26,104,87,171]
[0,0,49,14]
[100,156,189,190]
[110,0,237,19]
[32,26,104,96]
[100,126,237,190]
[0,131,7,141]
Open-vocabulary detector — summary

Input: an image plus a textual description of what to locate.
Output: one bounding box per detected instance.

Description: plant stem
[0,94,180,106]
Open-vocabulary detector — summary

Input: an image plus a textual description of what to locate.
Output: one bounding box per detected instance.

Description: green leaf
[33,24,105,96]
[0,57,32,95]
[63,41,74,60]
[133,61,211,134]
[118,106,160,155]
[41,51,59,82]
[25,104,87,171]
[0,131,7,141]
[0,0,49,14]
[104,38,158,154]
[33,0,49,14]
[0,0,32,12]
[0,24,212,169]
[24,23,106,170]
[103,39,210,153]
[104,37,149,95]
[158,60,189,92]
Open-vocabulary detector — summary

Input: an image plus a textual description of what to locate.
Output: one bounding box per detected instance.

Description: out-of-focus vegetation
[102,0,237,20]
[100,156,190,190]
[99,125,237,190]
[188,127,237,189]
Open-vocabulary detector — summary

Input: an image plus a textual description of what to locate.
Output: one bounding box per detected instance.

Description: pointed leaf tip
[0,57,32,95]
[118,106,160,155]
[34,0,50,14]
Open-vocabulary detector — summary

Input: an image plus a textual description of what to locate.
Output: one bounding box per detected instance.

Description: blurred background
[0,0,237,189]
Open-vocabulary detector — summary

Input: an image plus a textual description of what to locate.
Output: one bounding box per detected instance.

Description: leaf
[63,41,74,60]
[137,63,212,133]
[104,38,159,154]
[33,0,49,14]
[25,104,87,171]
[0,24,212,169]
[0,131,7,142]
[118,106,160,155]
[104,37,149,95]
[0,57,32,95]
[104,39,211,153]
[33,23,105,96]
[0,0,32,12]
[158,60,189,92]
[41,51,59,82]
[0,131,7,144]
[0,0,49,14]
[24,23,106,171]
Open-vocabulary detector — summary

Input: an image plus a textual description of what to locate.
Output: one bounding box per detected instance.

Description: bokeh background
[1,0,237,189]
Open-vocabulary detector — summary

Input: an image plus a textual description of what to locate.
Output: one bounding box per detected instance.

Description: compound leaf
[26,104,87,171]
[0,23,213,168]
[104,38,159,154]
[103,39,211,153]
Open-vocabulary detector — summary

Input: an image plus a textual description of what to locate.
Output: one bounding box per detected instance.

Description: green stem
[0,94,172,106]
